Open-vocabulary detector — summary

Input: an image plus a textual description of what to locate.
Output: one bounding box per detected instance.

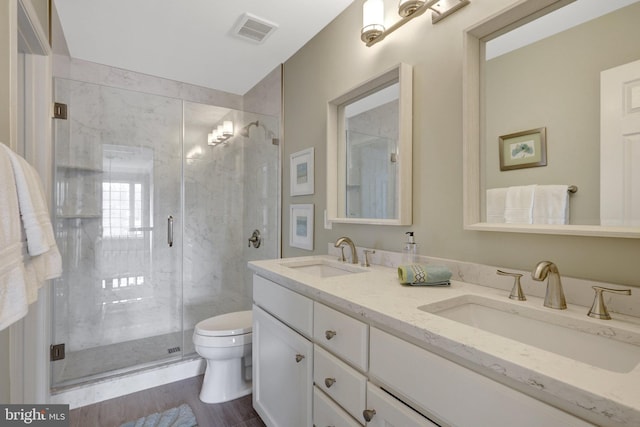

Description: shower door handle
[168,216,174,247]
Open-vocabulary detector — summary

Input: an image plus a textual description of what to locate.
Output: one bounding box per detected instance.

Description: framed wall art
[499,127,547,171]
[290,147,314,196]
[289,204,314,250]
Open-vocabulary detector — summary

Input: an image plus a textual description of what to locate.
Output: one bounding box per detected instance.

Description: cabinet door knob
[363,409,376,422]
[325,330,337,340]
[295,354,305,363]
[324,377,336,388]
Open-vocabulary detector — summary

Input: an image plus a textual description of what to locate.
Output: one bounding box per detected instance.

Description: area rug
[119,403,198,427]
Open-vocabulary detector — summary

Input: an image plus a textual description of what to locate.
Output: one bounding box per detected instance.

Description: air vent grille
[233,13,278,44]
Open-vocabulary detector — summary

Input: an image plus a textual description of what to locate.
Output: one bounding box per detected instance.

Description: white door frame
[10,0,52,404]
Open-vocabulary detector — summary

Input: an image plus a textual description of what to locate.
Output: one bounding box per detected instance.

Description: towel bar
[568,185,578,193]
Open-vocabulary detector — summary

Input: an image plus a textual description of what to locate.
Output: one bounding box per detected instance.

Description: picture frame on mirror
[499,127,547,171]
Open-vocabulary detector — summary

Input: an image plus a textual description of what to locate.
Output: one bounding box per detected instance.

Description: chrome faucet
[532,261,567,309]
[334,236,358,264]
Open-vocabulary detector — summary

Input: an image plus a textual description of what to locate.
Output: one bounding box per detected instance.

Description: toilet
[193,310,253,403]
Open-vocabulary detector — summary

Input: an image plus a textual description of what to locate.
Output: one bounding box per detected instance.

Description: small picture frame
[289,204,314,250]
[499,127,547,171]
[290,147,314,196]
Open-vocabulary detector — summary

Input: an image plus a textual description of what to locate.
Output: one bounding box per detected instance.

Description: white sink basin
[280,258,367,278]
[419,294,640,373]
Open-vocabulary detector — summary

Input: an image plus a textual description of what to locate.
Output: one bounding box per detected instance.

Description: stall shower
[51,78,280,389]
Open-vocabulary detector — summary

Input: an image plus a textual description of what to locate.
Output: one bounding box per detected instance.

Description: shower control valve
[248,229,261,248]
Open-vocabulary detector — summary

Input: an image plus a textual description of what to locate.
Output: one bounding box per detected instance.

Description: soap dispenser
[402,232,418,264]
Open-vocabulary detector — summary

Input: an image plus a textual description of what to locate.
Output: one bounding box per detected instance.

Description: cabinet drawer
[253,274,313,337]
[369,328,594,427]
[314,345,367,423]
[365,383,438,427]
[313,386,362,427]
[313,302,368,371]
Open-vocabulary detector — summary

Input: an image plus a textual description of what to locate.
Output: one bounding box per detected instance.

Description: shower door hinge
[53,102,67,119]
[50,343,65,361]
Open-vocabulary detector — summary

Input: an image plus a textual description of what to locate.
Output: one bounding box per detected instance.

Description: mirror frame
[463,0,640,238]
[327,63,413,225]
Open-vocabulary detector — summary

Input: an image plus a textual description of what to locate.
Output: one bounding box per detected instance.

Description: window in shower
[102,181,143,238]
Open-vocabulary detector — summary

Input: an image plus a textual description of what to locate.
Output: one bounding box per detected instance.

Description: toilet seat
[195,310,252,337]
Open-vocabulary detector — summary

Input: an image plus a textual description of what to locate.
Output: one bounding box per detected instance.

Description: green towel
[398,264,452,286]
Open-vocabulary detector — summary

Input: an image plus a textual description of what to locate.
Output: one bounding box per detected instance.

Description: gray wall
[281,0,640,286]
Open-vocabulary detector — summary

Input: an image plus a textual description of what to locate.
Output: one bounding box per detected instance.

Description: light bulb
[223,120,233,137]
[361,0,385,43]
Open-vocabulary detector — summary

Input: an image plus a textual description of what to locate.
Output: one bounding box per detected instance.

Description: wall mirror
[463,0,640,238]
[327,63,412,225]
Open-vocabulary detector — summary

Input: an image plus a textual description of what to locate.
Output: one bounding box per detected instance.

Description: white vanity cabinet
[252,272,592,427]
[369,328,594,427]
[252,275,314,427]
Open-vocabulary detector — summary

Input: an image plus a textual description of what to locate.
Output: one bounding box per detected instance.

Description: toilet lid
[195,310,252,337]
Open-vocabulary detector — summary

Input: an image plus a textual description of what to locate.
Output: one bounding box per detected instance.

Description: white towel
[486,188,507,223]
[505,185,536,224]
[4,144,58,256]
[0,143,62,329]
[533,185,569,225]
[0,144,29,330]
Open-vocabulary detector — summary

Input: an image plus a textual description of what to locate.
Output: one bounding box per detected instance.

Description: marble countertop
[249,255,640,427]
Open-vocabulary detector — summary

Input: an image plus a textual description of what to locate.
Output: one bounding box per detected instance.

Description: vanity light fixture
[361,0,470,47]
[207,120,235,146]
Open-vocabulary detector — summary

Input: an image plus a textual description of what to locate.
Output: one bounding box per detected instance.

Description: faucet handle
[362,249,376,267]
[587,286,631,320]
[497,270,526,301]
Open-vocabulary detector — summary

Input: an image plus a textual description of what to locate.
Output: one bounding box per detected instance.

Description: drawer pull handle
[363,409,376,422]
[325,330,337,340]
[324,377,336,388]
[295,354,305,363]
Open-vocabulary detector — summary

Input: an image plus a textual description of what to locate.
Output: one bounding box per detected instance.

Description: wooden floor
[69,375,266,427]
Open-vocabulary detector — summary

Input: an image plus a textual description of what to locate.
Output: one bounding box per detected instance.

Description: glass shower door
[51,79,183,388]
[182,102,280,354]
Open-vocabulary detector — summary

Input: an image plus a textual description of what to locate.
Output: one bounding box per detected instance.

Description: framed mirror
[327,63,412,225]
[463,0,640,238]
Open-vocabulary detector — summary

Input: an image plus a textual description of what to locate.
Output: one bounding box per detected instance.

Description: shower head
[238,120,279,145]
[239,121,260,137]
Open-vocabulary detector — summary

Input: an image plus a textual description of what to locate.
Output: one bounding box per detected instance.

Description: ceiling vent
[233,13,278,44]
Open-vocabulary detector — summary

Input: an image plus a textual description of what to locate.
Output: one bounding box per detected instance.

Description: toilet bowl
[193,310,252,403]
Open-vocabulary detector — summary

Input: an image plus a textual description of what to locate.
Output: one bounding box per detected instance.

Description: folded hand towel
[0,144,62,324]
[398,264,452,286]
[505,185,536,224]
[533,185,569,225]
[486,188,507,223]
[3,144,59,256]
[0,144,29,330]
